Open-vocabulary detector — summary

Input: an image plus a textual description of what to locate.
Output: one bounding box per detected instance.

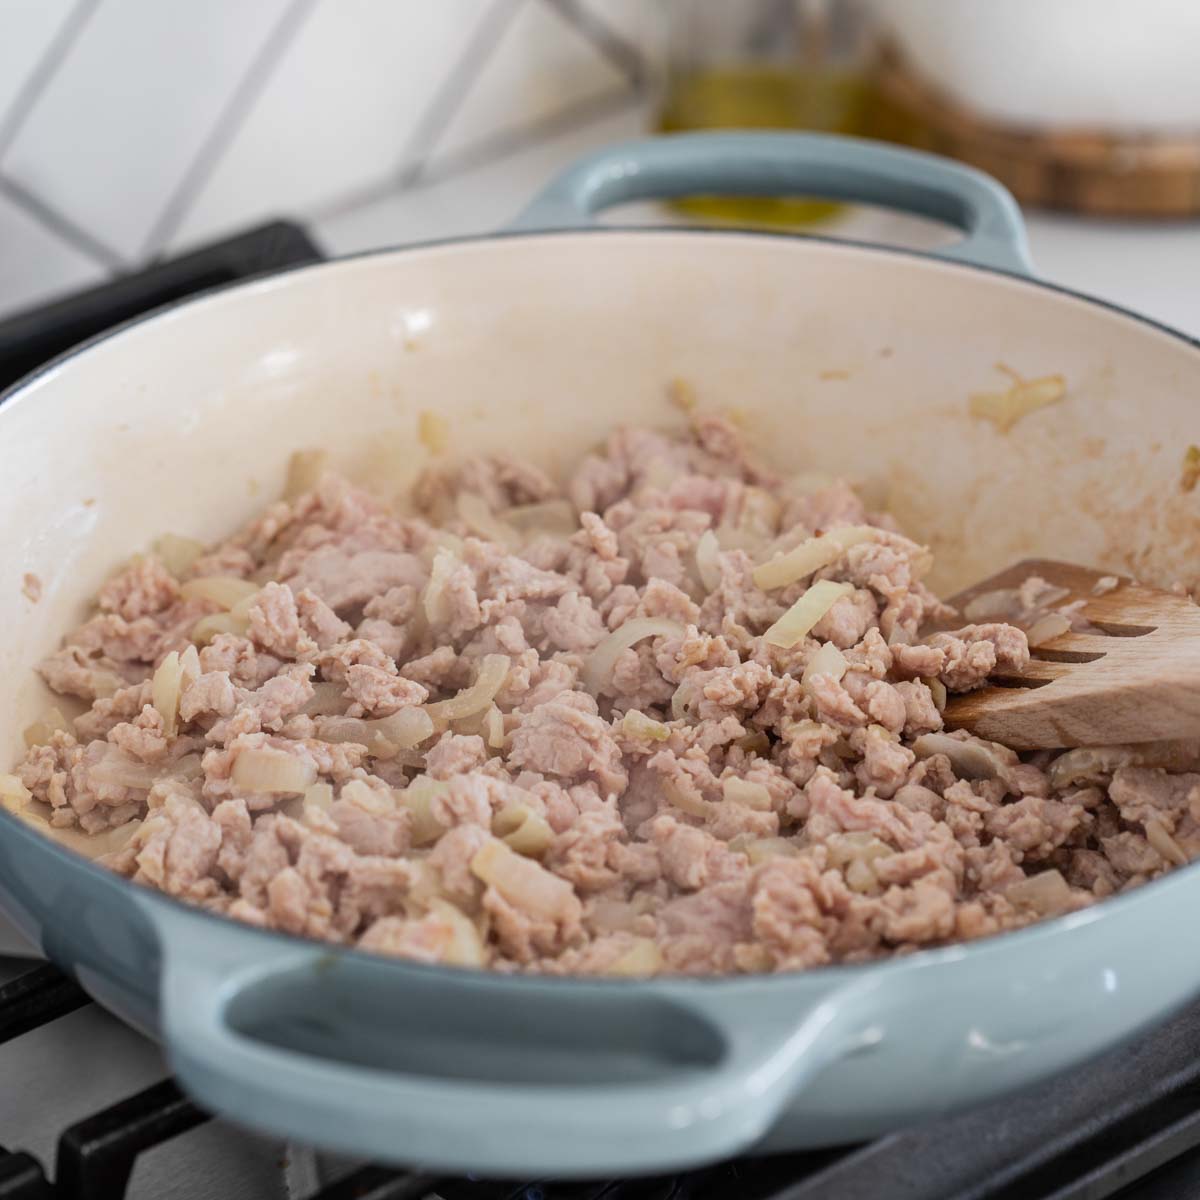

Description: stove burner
[2,220,1200,1200]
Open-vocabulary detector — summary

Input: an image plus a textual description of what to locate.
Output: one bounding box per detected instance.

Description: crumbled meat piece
[23,420,1178,976]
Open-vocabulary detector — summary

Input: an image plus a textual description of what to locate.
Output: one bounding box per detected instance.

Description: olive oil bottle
[656,0,875,227]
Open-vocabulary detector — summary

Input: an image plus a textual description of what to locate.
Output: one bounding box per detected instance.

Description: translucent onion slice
[284,448,328,500]
[800,642,848,694]
[1006,868,1072,913]
[924,677,948,713]
[695,529,721,592]
[230,748,316,795]
[661,777,710,819]
[470,838,575,920]
[89,750,164,790]
[912,732,1008,781]
[422,547,459,626]
[303,782,334,812]
[16,806,142,861]
[1047,746,1133,790]
[155,534,206,578]
[425,898,487,967]
[339,778,395,816]
[151,651,183,737]
[753,525,876,591]
[721,778,773,811]
[484,704,506,750]
[23,708,72,749]
[456,492,519,548]
[181,576,260,610]
[1026,612,1072,647]
[426,655,511,721]
[0,774,32,810]
[191,612,249,645]
[742,837,799,865]
[621,710,671,742]
[763,580,853,649]
[603,937,663,978]
[969,374,1067,434]
[302,682,348,717]
[402,777,450,846]
[502,500,577,537]
[1145,818,1188,867]
[318,707,434,759]
[493,804,553,857]
[582,619,684,696]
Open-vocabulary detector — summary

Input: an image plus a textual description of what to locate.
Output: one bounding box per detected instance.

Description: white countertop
[314,106,1200,339]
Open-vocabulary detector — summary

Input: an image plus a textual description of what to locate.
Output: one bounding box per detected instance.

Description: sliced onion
[89,749,162,790]
[661,777,711,819]
[493,804,553,857]
[502,500,577,537]
[422,547,459,626]
[318,707,434,758]
[231,747,316,795]
[470,838,576,920]
[303,782,334,812]
[582,619,684,696]
[912,732,1009,781]
[155,534,206,578]
[484,705,506,750]
[1006,868,1072,913]
[181,576,260,610]
[1145,818,1188,867]
[456,492,519,548]
[924,677,948,713]
[375,707,435,751]
[425,655,510,721]
[284,448,328,500]
[402,777,450,846]
[1026,612,1071,647]
[339,778,396,816]
[302,682,348,717]
[742,836,799,865]
[0,774,32,810]
[721,777,773,810]
[695,529,721,592]
[151,651,183,737]
[800,642,848,694]
[191,612,249,645]
[418,411,448,454]
[425,898,487,967]
[603,937,663,978]
[23,708,72,749]
[1048,746,1134,789]
[763,580,853,649]
[622,710,671,742]
[753,525,875,591]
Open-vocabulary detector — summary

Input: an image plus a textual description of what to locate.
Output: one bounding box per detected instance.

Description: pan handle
[154,905,882,1176]
[510,131,1033,276]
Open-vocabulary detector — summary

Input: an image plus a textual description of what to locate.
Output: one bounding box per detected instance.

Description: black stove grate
[4,221,1200,1200]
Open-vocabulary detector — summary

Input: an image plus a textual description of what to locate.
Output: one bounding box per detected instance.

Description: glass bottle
[656,0,876,225]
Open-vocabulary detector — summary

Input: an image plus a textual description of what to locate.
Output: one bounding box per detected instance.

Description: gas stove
[2,223,1200,1200]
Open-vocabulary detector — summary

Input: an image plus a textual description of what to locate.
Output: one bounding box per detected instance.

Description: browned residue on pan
[21,573,41,603]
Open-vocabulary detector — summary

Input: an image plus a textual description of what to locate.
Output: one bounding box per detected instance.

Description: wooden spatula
[940,559,1200,750]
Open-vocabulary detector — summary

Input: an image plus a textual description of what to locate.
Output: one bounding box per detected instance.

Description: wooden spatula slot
[941,559,1200,749]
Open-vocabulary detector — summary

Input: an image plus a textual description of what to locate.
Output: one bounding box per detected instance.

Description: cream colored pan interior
[4,230,1199,768]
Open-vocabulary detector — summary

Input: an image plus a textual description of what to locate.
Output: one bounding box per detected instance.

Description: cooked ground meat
[7,414,1194,976]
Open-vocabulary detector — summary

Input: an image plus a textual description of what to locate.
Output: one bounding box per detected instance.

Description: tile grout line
[307,86,642,228]
[138,0,322,261]
[390,0,526,189]
[0,0,103,163]
[537,0,649,88]
[0,173,125,270]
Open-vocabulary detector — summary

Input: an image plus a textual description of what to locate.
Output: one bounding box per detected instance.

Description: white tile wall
[424,0,634,175]
[0,0,650,318]
[0,0,77,149]
[169,0,497,253]
[0,188,104,313]
[1,0,295,261]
